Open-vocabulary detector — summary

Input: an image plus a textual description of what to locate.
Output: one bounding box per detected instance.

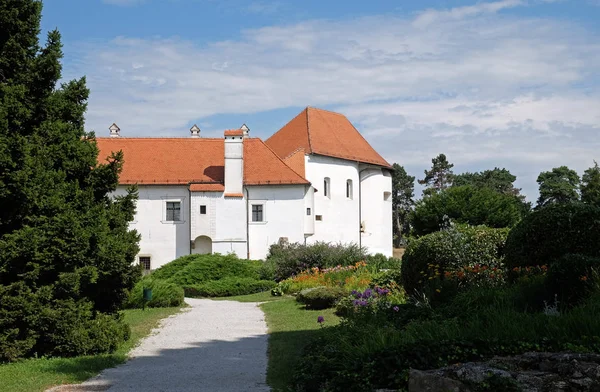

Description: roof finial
[240,123,249,138]
[190,124,201,138]
[109,123,120,138]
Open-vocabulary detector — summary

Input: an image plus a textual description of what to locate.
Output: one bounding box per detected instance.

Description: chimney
[240,123,250,138]
[224,129,244,195]
[190,124,201,138]
[109,123,120,138]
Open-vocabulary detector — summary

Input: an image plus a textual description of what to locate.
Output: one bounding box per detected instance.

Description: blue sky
[40,0,600,200]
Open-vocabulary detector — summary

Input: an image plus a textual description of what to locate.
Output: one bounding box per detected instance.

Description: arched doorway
[192,235,212,255]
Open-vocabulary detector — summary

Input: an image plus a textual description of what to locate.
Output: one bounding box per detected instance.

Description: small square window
[166,201,181,221]
[252,204,264,222]
[200,205,207,214]
[139,256,151,274]
[306,207,311,216]
[315,215,323,221]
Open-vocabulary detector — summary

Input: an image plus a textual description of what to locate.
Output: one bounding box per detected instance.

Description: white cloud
[66,1,600,199]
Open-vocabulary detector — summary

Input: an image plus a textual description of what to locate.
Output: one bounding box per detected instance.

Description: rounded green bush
[296,286,347,310]
[546,254,600,305]
[182,277,275,298]
[125,278,184,309]
[400,225,508,295]
[504,203,600,270]
[164,253,263,286]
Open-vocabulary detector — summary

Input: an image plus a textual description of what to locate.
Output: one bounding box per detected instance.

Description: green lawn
[0,307,182,392]
[261,297,340,391]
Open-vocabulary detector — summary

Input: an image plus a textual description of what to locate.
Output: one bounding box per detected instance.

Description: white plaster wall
[246,185,306,260]
[304,185,315,236]
[190,192,247,258]
[304,155,360,245]
[360,167,393,256]
[115,185,191,270]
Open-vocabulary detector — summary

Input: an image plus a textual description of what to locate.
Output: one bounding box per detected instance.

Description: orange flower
[580,276,588,282]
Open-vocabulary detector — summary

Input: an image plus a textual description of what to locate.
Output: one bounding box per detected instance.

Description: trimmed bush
[125,278,184,309]
[296,286,346,310]
[182,277,275,297]
[504,203,600,270]
[266,242,368,281]
[547,254,600,305]
[401,225,508,296]
[166,254,262,286]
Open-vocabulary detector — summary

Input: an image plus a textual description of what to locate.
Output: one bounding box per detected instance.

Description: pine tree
[391,163,415,246]
[418,153,454,196]
[581,161,600,207]
[536,166,580,208]
[0,0,140,361]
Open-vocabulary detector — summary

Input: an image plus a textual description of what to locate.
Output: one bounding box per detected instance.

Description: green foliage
[265,242,368,281]
[296,287,347,310]
[546,254,600,306]
[418,153,454,196]
[148,255,196,281]
[581,161,600,207]
[391,163,415,246]
[453,168,523,198]
[365,253,401,271]
[0,0,140,361]
[161,253,262,286]
[536,166,581,208]
[504,203,600,270]
[401,225,509,296]
[411,185,527,236]
[125,278,184,309]
[182,278,275,298]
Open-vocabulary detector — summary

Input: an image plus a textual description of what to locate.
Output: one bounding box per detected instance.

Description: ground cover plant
[0,307,181,392]
[145,253,275,298]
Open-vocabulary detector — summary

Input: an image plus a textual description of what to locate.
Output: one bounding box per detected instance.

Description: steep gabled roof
[265,107,391,168]
[95,137,309,187]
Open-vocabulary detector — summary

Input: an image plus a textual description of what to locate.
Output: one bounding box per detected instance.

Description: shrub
[365,253,402,271]
[266,242,367,281]
[296,287,347,310]
[400,225,509,296]
[183,277,275,298]
[149,255,197,280]
[546,254,600,305]
[163,253,262,286]
[504,203,600,270]
[125,278,184,309]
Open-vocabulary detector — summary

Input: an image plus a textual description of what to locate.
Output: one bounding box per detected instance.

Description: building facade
[98,107,392,271]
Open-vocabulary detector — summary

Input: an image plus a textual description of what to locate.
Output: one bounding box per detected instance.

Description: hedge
[125,278,184,309]
[183,277,275,298]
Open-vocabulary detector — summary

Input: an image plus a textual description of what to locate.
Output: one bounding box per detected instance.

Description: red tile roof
[189,183,225,192]
[265,107,391,168]
[96,138,309,188]
[224,129,244,137]
[283,148,306,178]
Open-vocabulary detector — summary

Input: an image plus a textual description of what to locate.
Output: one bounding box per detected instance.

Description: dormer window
[324,177,331,199]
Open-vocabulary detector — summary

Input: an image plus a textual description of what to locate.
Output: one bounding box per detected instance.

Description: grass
[261,297,340,391]
[0,307,182,392]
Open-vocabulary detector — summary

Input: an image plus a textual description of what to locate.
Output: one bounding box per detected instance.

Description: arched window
[346,179,353,199]
[324,177,331,198]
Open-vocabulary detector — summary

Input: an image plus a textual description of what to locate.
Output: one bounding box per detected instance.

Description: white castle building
[97,107,393,271]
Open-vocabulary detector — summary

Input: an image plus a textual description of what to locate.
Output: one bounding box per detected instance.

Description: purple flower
[317,316,325,324]
[351,290,358,296]
[363,288,373,299]
[358,300,368,306]
[393,306,400,312]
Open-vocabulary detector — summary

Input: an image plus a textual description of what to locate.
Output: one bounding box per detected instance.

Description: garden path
[53,298,270,392]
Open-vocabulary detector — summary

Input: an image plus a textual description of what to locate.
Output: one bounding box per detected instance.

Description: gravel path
[62,298,270,392]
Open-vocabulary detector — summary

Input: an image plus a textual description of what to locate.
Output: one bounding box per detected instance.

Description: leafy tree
[418,154,454,196]
[411,185,527,236]
[454,168,522,197]
[391,163,415,246]
[0,0,140,361]
[536,166,580,208]
[581,161,600,207]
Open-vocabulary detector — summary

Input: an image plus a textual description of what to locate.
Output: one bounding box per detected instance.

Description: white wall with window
[113,185,191,269]
[304,154,360,246]
[247,185,305,260]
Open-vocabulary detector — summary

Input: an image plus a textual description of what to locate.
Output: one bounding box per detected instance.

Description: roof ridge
[283,147,306,160]
[95,137,224,141]
[307,106,345,116]
[255,139,310,184]
[305,107,314,153]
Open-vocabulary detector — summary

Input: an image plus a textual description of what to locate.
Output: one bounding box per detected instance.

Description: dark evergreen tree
[418,154,454,196]
[536,166,580,208]
[391,163,415,246]
[0,0,140,361]
[581,161,600,207]
[453,167,522,197]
